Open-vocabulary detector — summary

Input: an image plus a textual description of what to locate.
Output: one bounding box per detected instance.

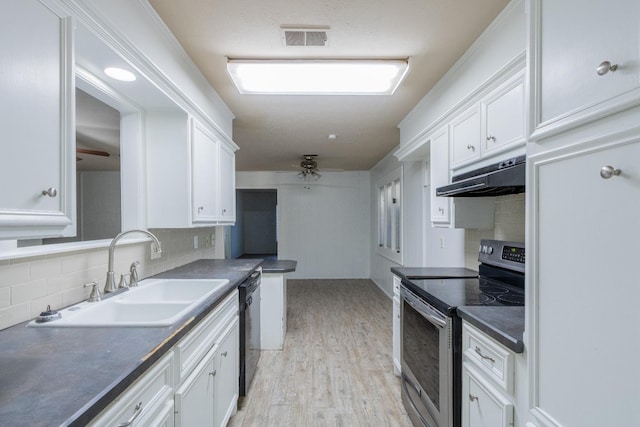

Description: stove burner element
[497,293,525,305]
[479,284,509,296]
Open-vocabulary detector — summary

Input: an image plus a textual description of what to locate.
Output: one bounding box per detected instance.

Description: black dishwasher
[239,269,261,396]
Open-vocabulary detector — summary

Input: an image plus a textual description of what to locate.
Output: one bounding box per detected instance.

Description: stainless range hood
[436,155,525,197]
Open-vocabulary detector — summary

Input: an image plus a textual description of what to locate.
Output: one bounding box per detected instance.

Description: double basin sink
[28,278,229,328]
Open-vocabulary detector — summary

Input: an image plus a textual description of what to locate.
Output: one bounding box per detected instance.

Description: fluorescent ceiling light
[104,67,136,82]
[227,59,409,95]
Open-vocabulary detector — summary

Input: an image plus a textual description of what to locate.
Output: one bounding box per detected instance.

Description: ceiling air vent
[281,27,329,47]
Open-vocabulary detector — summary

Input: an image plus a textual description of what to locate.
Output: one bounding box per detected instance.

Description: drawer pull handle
[117,401,142,427]
[469,394,478,402]
[466,144,475,151]
[596,60,618,76]
[475,346,495,363]
[41,187,58,197]
[221,351,228,357]
[209,370,217,376]
[600,165,621,179]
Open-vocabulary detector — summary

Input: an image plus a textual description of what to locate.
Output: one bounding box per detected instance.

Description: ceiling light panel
[227,59,409,95]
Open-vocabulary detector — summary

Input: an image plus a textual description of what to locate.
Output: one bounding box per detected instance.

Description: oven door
[401,285,453,427]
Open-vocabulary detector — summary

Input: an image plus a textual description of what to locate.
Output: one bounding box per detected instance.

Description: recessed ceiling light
[227,59,409,95]
[327,134,337,140]
[104,67,136,82]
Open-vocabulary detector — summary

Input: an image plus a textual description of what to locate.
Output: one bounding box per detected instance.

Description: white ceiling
[147,0,509,172]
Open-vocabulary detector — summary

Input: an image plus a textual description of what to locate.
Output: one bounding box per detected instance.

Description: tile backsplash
[465,193,525,269]
[0,228,219,330]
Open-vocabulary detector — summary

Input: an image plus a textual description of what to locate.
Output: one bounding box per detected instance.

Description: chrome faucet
[104,230,162,293]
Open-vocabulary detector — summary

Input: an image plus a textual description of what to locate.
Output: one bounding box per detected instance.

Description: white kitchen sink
[28,278,229,328]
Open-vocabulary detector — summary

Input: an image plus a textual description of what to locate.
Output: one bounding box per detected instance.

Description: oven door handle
[402,287,447,329]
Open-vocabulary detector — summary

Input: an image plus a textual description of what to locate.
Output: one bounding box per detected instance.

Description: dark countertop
[259,259,297,273]
[391,267,478,280]
[457,306,525,353]
[0,258,262,427]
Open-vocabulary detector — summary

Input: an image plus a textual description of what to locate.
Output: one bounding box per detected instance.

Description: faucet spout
[104,229,162,293]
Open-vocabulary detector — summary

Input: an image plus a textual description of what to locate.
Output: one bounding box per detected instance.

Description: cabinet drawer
[89,351,174,426]
[175,289,238,381]
[462,323,514,393]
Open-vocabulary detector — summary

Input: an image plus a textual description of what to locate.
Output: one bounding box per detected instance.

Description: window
[377,168,402,263]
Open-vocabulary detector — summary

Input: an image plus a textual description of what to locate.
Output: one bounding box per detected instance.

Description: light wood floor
[228,279,412,427]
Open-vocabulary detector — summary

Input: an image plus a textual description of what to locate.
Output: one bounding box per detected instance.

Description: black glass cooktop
[402,276,524,316]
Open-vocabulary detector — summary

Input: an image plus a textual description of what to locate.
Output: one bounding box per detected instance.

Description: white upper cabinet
[451,106,482,167]
[0,0,75,239]
[430,127,452,225]
[147,112,237,228]
[218,142,236,224]
[191,121,220,224]
[482,74,524,156]
[451,72,525,170]
[530,0,640,140]
[429,127,495,229]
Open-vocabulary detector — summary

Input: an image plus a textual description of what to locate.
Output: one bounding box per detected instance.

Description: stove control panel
[478,239,525,272]
[501,245,525,264]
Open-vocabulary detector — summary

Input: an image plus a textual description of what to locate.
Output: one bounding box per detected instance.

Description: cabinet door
[429,127,451,225]
[532,0,640,137]
[450,105,481,167]
[0,0,75,239]
[218,142,236,223]
[482,75,524,156]
[174,344,217,426]
[530,137,640,427]
[191,121,219,223]
[462,364,513,427]
[214,319,239,427]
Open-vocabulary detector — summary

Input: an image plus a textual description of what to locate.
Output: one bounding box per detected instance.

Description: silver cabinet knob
[438,207,445,213]
[41,187,58,197]
[469,394,478,402]
[197,206,204,213]
[486,135,496,142]
[600,165,621,179]
[597,61,618,76]
[466,144,475,151]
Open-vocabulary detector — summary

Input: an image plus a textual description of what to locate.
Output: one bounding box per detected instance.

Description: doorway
[230,189,278,259]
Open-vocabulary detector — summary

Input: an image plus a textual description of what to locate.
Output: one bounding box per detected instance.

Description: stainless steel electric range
[400,239,525,427]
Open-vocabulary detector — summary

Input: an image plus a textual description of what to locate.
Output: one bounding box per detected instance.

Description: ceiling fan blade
[76,148,110,157]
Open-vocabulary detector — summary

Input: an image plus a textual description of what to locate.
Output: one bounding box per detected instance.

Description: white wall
[237,171,371,279]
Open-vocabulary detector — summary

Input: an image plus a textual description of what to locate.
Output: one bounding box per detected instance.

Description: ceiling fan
[297,154,322,180]
[76,147,110,161]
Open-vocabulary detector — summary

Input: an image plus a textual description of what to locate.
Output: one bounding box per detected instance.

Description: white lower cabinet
[89,290,239,427]
[175,317,239,427]
[392,275,401,377]
[462,322,515,427]
[175,343,216,426]
[88,352,175,427]
[463,364,513,427]
[213,319,239,427]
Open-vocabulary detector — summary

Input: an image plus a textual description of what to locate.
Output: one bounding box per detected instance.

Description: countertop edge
[457,307,524,353]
